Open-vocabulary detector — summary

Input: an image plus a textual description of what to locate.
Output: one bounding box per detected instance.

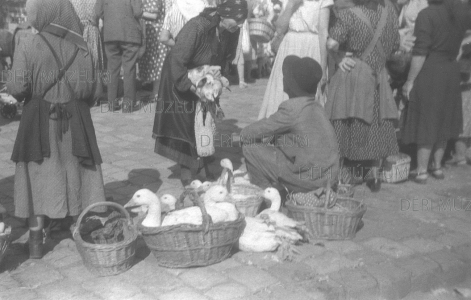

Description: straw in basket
[0,225,12,266]
[285,180,367,240]
[73,202,138,276]
[139,190,245,268]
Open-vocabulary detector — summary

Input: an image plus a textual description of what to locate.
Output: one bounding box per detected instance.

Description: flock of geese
[123,158,310,260]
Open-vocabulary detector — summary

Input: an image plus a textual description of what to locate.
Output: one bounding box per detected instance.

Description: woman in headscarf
[325,0,400,192]
[241,55,339,193]
[402,0,471,183]
[152,0,248,186]
[7,0,106,259]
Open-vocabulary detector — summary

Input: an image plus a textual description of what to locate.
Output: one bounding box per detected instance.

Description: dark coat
[241,97,340,187]
[95,0,143,44]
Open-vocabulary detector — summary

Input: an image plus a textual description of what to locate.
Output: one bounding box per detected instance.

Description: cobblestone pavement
[1,79,471,300]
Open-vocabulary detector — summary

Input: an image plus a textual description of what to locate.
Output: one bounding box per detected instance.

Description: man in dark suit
[95,0,143,112]
[241,56,339,193]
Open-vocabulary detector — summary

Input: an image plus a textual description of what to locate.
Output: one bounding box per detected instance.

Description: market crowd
[0,0,470,259]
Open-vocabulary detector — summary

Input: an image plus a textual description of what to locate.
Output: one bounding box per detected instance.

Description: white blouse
[281,0,333,33]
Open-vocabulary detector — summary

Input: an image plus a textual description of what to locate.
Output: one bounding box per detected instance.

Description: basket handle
[188,190,213,234]
[73,201,133,243]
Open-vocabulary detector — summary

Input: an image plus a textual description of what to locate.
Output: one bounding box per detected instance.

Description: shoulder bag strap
[351,1,389,61]
[37,33,79,98]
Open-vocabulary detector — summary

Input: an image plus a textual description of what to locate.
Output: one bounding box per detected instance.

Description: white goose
[220,158,251,186]
[203,185,239,222]
[257,188,305,229]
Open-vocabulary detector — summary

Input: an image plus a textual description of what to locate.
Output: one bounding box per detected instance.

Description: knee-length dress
[257,0,333,120]
[139,0,165,82]
[8,33,106,219]
[402,5,469,145]
[152,10,239,168]
[329,3,400,160]
[70,0,105,72]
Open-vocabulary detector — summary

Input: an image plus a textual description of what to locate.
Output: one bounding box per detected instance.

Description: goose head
[125,189,162,227]
[203,185,229,204]
[261,187,282,212]
[201,181,212,192]
[160,194,177,212]
[188,179,203,190]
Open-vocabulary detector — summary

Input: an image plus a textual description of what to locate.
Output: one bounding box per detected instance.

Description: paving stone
[426,250,468,286]
[265,284,325,300]
[267,262,317,285]
[346,249,390,266]
[401,238,446,254]
[0,289,40,300]
[451,243,471,263]
[209,258,242,272]
[225,266,279,292]
[365,262,412,300]
[204,282,249,300]
[127,293,159,300]
[363,237,415,258]
[11,261,64,287]
[395,256,441,293]
[0,272,21,290]
[441,219,471,236]
[231,251,279,270]
[304,251,362,275]
[82,277,142,300]
[179,267,228,290]
[330,268,378,300]
[296,243,329,261]
[36,279,96,300]
[158,287,209,300]
[436,232,471,250]
[321,240,363,254]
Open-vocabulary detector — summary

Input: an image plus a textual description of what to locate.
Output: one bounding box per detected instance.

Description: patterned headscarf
[26,0,83,34]
[217,0,248,22]
[282,55,322,98]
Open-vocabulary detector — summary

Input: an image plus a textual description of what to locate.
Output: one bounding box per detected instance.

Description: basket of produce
[285,182,366,240]
[248,18,275,43]
[381,153,411,183]
[0,222,12,266]
[72,202,138,276]
[135,188,245,268]
[226,183,264,217]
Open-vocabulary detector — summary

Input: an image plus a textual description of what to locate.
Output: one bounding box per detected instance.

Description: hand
[399,33,416,53]
[402,80,414,101]
[338,57,356,72]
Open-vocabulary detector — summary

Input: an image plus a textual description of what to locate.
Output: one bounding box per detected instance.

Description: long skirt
[257,31,322,120]
[152,54,203,169]
[402,59,463,145]
[333,89,399,160]
[460,83,471,138]
[14,119,106,219]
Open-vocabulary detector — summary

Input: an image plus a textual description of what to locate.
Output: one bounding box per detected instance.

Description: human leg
[430,141,446,179]
[446,138,468,165]
[28,215,45,259]
[121,42,140,111]
[104,42,122,110]
[242,144,278,189]
[410,145,432,184]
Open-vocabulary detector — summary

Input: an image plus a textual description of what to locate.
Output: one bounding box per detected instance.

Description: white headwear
[176,0,207,21]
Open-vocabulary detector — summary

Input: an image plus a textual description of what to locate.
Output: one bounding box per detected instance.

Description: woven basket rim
[73,225,139,250]
[286,197,366,215]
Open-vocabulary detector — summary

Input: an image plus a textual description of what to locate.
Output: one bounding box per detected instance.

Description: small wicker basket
[73,202,138,276]
[226,184,263,217]
[381,153,411,183]
[286,187,366,240]
[139,191,245,268]
[0,226,12,266]
[248,18,275,43]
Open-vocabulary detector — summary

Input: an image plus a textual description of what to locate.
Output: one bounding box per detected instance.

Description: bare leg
[455,139,467,160]
[237,58,247,88]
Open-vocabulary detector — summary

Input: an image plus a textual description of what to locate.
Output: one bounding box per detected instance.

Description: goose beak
[124,198,138,209]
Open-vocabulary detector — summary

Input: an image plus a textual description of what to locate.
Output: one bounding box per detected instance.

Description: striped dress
[329,4,400,160]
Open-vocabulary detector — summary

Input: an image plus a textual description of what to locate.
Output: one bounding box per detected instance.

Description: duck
[202,185,239,222]
[257,188,305,229]
[127,190,177,217]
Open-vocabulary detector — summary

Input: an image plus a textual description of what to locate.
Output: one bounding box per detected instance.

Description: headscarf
[217,0,248,22]
[25,0,87,51]
[282,55,322,98]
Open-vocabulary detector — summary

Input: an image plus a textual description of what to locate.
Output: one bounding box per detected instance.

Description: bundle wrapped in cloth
[188,65,230,157]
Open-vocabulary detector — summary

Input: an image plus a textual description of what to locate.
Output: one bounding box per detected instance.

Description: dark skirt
[152,53,203,169]
[332,89,399,160]
[402,58,463,145]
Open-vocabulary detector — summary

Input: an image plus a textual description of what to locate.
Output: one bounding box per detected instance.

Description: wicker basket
[0,226,12,266]
[139,192,245,268]
[336,184,355,198]
[248,18,275,43]
[226,184,263,217]
[286,193,366,240]
[381,153,411,183]
[73,202,138,276]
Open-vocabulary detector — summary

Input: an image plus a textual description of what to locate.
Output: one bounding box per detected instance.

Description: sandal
[430,168,445,180]
[409,169,428,184]
[445,155,467,166]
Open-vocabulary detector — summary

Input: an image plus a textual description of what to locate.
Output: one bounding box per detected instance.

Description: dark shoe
[366,178,381,192]
[28,229,44,259]
[430,168,445,180]
[409,169,428,184]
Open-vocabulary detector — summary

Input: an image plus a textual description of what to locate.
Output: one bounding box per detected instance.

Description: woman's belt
[49,103,72,141]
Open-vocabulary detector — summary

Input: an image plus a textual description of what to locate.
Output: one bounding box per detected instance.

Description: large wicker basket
[286,194,366,240]
[73,202,138,276]
[226,184,263,217]
[139,191,245,268]
[248,18,275,43]
[0,226,12,266]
